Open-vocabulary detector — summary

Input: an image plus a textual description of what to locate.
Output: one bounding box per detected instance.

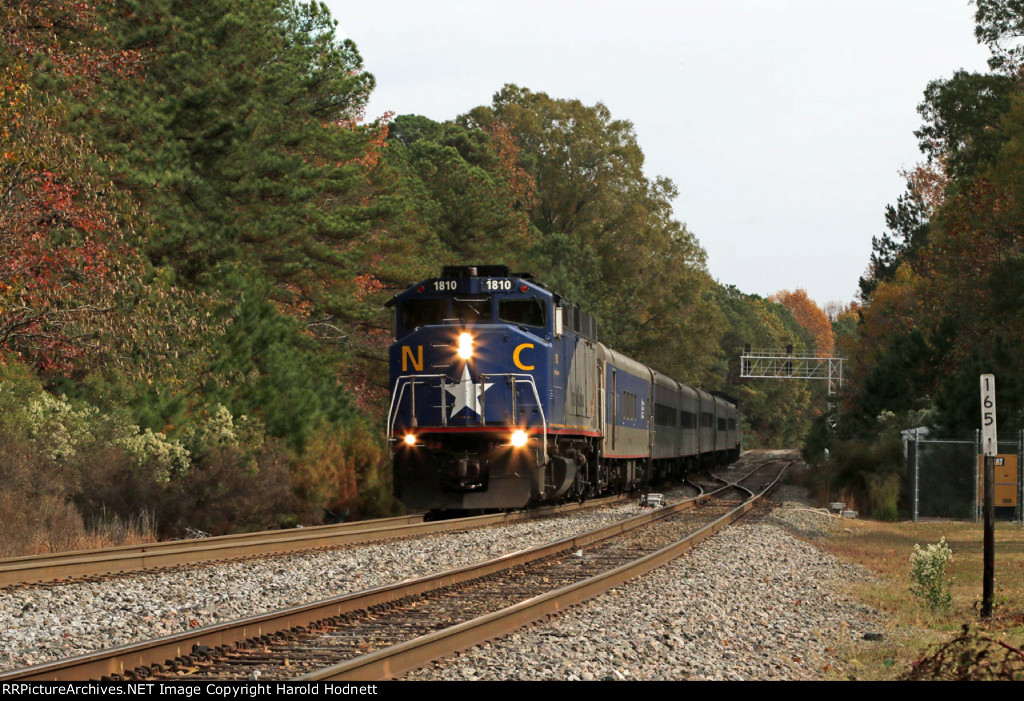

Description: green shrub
[810,435,905,518]
[161,441,294,536]
[22,392,99,461]
[115,426,191,481]
[180,403,264,458]
[910,537,953,611]
[800,414,830,466]
[866,472,901,521]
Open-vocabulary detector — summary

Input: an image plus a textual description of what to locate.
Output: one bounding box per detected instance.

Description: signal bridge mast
[739,345,844,426]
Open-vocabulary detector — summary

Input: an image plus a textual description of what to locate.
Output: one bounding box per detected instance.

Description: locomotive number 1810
[387,264,741,511]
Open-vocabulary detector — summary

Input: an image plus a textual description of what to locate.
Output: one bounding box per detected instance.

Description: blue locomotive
[386,265,740,510]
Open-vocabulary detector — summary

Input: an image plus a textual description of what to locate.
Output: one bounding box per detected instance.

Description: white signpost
[981,373,997,457]
[980,373,996,618]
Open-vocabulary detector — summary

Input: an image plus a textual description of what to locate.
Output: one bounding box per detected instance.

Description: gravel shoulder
[405,487,884,681]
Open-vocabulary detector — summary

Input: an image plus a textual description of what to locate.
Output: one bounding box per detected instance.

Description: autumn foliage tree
[712,285,816,447]
[839,0,1024,441]
[0,0,144,373]
[0,0,414,543]
[769,289,834,355]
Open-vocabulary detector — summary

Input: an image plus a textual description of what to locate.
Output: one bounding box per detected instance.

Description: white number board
[980,374,997,457]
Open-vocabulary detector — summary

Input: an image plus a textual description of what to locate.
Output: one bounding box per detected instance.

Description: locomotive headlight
[457,332,474,360]
[403,434,417,446]
[510,429,529,448]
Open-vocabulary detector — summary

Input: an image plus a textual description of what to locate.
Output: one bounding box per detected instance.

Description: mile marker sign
[981,374,997,457]
[980,373,998,619]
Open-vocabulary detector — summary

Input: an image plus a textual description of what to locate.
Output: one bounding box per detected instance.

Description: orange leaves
[353,273,384,301]
[858,264,921,344]
[900,161,949,217]
[0,118,132,373]
[770,288,835,354]
[483,120,538,218]
[2,0,142,93]
[356,111,394,172]
[332,111,395,173]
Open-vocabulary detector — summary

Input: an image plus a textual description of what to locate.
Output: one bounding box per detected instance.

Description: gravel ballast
[0,499,673,671]
[1,484,882,680]
[406,509,879,681]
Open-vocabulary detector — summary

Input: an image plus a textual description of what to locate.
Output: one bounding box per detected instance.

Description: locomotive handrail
[387,373,549,465]
[480,372,548,465]
[387,374,448,439]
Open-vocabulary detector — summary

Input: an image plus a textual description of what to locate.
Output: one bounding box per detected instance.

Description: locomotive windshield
[402,298,446,330]
[497,297,546,328]
[400,295,503,332]
[452,297,491,323]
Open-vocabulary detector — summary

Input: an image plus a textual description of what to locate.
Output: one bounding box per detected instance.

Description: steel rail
[0,496,624,588]
[0,487,718,682]
[303,461,790,681]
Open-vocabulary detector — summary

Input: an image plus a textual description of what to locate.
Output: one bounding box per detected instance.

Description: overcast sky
[324,0,992,306]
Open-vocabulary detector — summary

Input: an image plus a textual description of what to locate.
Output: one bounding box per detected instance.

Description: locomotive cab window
[498,298,546,328]
[561,304,575,333]
[452,297,492,324]
[402,298,446,331]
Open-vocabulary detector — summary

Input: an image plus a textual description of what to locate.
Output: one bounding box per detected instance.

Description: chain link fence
[904,429,1023,523]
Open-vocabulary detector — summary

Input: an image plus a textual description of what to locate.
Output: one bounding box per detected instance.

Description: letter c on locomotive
[513,343,535,371]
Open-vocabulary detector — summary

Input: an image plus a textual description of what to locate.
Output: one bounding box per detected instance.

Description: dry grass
[0,506,159,558]
[817,517,1024,680]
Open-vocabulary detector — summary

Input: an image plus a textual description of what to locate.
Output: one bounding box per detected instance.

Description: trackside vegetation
[816,519,1024,681]
[803,2,1024,527]
[0,0,830,554]
[6,0,983,552]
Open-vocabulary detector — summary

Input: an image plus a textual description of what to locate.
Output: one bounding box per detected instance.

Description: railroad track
[1,457,790,682]
[0,497,624,588]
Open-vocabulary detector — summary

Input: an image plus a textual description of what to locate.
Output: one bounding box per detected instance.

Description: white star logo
[446,365,493,417]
